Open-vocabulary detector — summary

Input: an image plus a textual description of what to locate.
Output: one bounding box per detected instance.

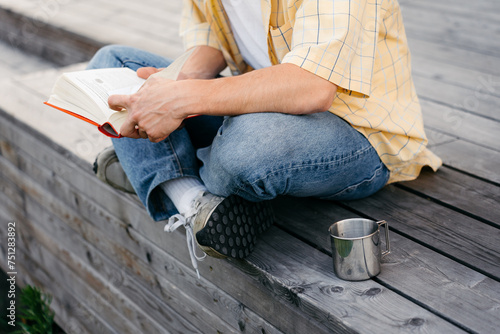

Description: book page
[150,48,194,81]
[46,50,196,136]
[64,68,145,120]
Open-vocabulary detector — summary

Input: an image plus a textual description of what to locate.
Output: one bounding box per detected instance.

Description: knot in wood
[363,287,381,296]
[290,286,305,294]
[330,286,344,293]
[319,284,344,295]
[86,251,93,263]
[407,318,425,327]
[238,319,246,331]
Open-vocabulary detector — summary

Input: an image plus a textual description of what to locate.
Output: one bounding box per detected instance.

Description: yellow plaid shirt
[180,0,442,183]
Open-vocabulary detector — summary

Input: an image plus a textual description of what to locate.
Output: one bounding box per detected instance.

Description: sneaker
[192,192,274,259]
[164,191,274,266]
[93,146,135,194]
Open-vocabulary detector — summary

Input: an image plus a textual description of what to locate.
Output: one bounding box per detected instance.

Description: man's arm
[137,46,227,81]
[203,63,337,116]
[109,53,337,142]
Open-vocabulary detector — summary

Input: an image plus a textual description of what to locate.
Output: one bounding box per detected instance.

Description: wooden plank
[0,39,56,76]
[399,167,500,226]
[272,197,500,334]
[120,226,285,334]
[247,227,464,333]
[420,99,500,152]
[0,150,346,334]
[401,0,500,19]
[0,157,248,334]
[0,165,24,210]
[402,4,500,55]
[0,71,112,165]
[0,146,329,334]
[425,128,457,148]
[339,186,500,279]
[0,7,104,66]
[13,262,115,334]
[20,191,274,334]
[431,139,500,184]
[414,74,500,122]
[412,57,500,102]
[0,0,183,63]
[0,207,115,334]
[400,0,500,31]
[0,135,465,333]
[10,200,203,334]
[409,38,500,77]
[0,194,153,334]
[377,234,500,334]
[12,159,467,333]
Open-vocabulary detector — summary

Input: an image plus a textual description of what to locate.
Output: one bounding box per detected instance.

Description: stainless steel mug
[329,218,390,281]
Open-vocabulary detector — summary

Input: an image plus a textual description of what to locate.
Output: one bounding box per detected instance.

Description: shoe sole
[94,146,135,194]
[195,195,274,259]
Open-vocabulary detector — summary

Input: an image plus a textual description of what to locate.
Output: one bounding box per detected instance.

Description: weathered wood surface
[0,0,500,333]
[0,0,184,65]
[0,109,464,333]
[272,196,500,334]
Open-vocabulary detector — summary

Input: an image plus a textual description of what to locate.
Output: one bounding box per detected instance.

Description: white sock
[160,177,206,214]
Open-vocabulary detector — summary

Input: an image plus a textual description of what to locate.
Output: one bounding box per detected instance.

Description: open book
[44,49,193,138]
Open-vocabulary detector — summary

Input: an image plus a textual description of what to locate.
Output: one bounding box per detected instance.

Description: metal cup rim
[329,218,380,241]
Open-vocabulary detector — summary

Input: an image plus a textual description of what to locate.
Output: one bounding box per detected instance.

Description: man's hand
[107,46,337,143]
[108,76,199,143]
[108,46,226,142]
[136,67,163,80]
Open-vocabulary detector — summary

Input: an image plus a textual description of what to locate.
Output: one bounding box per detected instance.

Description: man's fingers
[138,128,149,139]
[108,94,130,111]
[137,67,163,79]
[119,120,140,139]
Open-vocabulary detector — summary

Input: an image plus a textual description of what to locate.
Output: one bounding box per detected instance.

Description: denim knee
[87,45,127,69]
[198,114,298,199]
[198,112,390,202]
[87,45,172,71]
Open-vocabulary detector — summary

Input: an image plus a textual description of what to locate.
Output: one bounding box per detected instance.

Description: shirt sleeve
[180,0,222,51]
[280,0,379,97]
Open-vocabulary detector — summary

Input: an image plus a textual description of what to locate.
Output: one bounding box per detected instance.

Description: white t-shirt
[221,0,272,69]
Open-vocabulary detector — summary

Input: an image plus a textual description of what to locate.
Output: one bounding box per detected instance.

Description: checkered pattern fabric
[180,0,442,183]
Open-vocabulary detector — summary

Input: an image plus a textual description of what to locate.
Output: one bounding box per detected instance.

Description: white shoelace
[164,207,207,279]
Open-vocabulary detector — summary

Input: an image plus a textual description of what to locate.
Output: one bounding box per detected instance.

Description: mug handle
[377,220,391,257]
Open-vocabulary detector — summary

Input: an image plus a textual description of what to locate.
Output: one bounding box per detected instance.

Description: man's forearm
[111,55,338,142]
[178,46,227,80]
[191,63,338,117]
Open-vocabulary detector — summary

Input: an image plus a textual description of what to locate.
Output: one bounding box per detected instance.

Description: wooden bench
[1,0,499,332]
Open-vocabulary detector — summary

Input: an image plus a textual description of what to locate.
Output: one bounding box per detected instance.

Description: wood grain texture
[0,117,331,333]
[414,74,500,122]
[402,3,500,55]
[400,0,500,23]
[0,205,116,334]
[420,99,500,152]
[409,37,500,77]
[341,186,500,278]
[0,156,266,334]
[1,0,499,332]
[4,199,201,334]
[431,139,500,184]
[1,163,282,334]
[0,8,103,66]
[271,197,500,334]
[399,167,500,225]
[0,110,466,333]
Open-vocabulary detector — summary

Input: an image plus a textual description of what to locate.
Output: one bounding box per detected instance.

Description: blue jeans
[87,45,390,221]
